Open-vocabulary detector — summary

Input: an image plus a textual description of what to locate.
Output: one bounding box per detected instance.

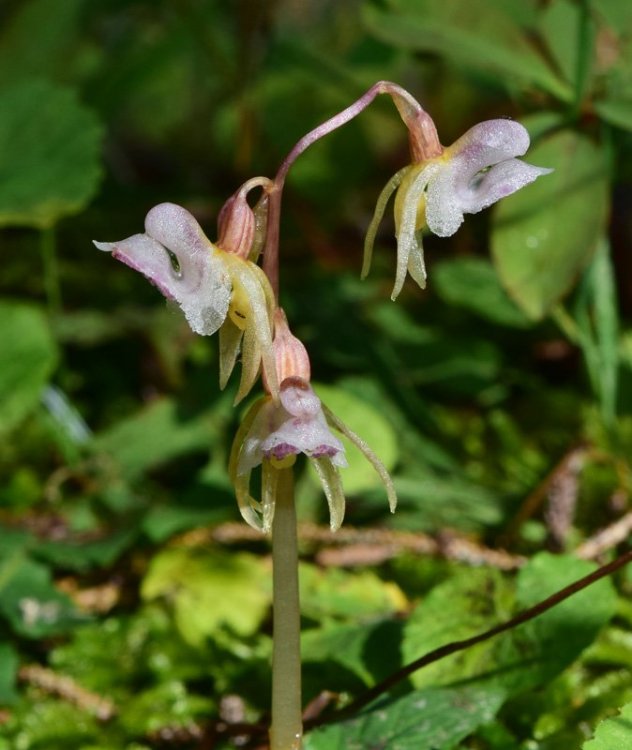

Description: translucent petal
[311,457,346,531]
[393,163,439,299]
[234,470,264,531]
[235,315,261,405]
[229,398,268,482]
[322,404,397,513]
[239,262,278,400]
[362,166,409,280]
[406,231,427,291]
[219,317,243,390]
[261,461,278,533]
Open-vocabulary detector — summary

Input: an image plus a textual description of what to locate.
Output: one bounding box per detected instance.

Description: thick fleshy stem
[262,81,440,300]
[270,468,303,750]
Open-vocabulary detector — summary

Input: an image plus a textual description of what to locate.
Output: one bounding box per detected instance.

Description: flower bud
[217,192,256,259]
[271,308,311,384]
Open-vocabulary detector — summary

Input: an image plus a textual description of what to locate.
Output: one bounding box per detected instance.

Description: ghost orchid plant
[95,80,550,750]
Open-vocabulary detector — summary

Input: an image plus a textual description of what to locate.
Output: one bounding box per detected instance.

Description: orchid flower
[229,310,396,533]
[94,195,278,402]
[362,118,552,300]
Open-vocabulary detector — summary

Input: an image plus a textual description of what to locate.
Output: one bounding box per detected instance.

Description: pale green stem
[270,467,302,750]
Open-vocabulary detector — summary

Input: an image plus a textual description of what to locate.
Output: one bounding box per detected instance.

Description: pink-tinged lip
[112,249,176,301]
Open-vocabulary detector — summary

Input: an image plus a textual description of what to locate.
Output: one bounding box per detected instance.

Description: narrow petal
[393,163,439,299]
[261,461,278,533]
[311,457,346,531]
[362,166,409,280]
[229,398,268,480]
[322,404,397,513]
[219,317,243,390]
[235,316,261,405]
[234,470,264,531]
[406,232,427,291]
[234,261,278,400]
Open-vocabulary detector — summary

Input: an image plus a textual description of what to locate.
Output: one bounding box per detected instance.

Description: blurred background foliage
[2,0,632,747]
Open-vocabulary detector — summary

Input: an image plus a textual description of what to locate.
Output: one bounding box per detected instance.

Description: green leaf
[304,684,505,750]
[299,564,407,622]
[0,552,84,637]
[0,642,19,705]
[572,238,620,426]
[0,302,58,435]
[402,554,615,697]
[433,257,532,328]
[491,128,609,320]
[583,701,632,749]
[594,98,632,132]
[312,383,398,495]
[0,0,86,86]
[141,548,270,645]
[0,79,103,228]
[365,0,571,100]
[93,397,218,480]
[538,0,585,89]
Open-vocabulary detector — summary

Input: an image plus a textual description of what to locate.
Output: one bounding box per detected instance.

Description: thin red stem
[261,81,435,300]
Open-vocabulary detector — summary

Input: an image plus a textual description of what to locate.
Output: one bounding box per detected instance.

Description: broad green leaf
[304,684,505,750]
[0,302,58,435]
[141,548,270,645]
[492,129,609,320]
[312,383,398,495]
[119,680,213,735]
[299,564,407,622]
[93,397,218,480]
[0,79,103,228]
[433,258,531,328]
[365,0,571,100]
[302,619,403,686]
[0,643,18,705]
[0,552,84,637]
[403,554,615,696]
[583,701,632,749]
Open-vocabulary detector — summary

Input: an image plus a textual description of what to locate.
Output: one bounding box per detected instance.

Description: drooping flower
[94,195,278,402]
[363,118,552,300]
[229,310,396,532]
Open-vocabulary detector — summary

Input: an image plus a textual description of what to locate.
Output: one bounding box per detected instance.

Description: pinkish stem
[262,81,440,300]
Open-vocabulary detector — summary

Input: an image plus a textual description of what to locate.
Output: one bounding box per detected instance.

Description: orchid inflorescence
[95,81,550,533]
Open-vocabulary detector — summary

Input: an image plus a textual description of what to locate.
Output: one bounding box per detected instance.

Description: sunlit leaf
[0,79,103,228]
[141,548,270,645]
[492,128,609,320]
[583,700,632,748]
[304,684,505,750]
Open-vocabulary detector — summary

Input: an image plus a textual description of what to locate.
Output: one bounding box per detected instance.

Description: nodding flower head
[230,310,396,533]
[363,118,552,300]
[94,195,278,402]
